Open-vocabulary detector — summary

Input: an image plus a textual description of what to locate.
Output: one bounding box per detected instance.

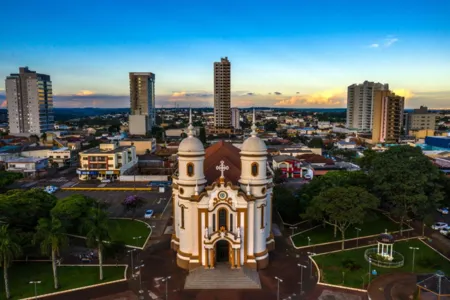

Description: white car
[101,179,111,183]
[437,207,449,214]
[432,222,449,230]
[440,227,450,235]
[144,209,154,219]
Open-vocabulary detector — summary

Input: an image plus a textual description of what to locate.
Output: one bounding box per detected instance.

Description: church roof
[204,140,241,184]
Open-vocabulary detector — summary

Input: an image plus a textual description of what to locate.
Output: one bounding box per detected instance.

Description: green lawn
[108,219,151,247]
[292,212,406,247]
[0,262,125,300]
[313,239,450,289]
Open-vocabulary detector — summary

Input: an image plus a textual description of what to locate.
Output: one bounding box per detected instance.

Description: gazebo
[417,271,450,299]
[377,230,395,261]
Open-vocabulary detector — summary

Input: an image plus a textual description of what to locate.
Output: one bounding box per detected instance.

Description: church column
[248,202,255,257]
[236,248,241,268]
[205,248,209,269]
[210,248,214,269]
[230,246,235,269]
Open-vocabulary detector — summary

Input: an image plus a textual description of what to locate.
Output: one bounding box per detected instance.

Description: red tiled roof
[296,154,334,165]
[204,141,241,184]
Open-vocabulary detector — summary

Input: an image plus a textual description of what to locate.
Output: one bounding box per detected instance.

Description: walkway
[367,273,416,300]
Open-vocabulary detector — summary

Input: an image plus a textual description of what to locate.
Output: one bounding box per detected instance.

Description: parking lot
[55,188,172,219]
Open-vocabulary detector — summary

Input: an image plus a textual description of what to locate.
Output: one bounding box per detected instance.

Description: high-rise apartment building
[346,81,389,131]
[214,57,231,131]
[129,72,155,134]
[231,107,240,130]
[5,67,54,135]
[372,90,405,143]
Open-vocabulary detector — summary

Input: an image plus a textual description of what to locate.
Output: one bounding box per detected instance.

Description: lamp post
[132,236,142,260]
[298,263,307,296]
[307,252,316,278]
[290,226,297,236]
[368,259,372,284]
[162,276,171,300]
[307,237,311,247]
[355,227,361,247]
[135,264,145,294]
[274,276,283,300]
[29,281,41,299]
[127,249,136,278]
[409,247,419,273]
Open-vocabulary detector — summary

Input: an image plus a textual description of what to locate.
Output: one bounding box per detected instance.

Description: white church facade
[171,110,275,270]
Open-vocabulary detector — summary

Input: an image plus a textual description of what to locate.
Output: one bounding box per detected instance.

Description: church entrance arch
[216,240,229,263]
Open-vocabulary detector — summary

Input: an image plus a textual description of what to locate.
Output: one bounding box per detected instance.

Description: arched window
[181,207,185,229]
[260,205,265,229]
[218,208,227,230]
[251,162,259,177]
[187,163,194,177]
[212,214,216,232]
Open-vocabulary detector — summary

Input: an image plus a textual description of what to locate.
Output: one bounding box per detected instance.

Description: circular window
[179,188,184,195]
[261,187,266,195]
[218,191,228,200]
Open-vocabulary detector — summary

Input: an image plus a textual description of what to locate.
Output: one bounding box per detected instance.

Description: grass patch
[292,212,406,247]
[108,219,151,247]
[0,262,125,300]
[313,239,450,289]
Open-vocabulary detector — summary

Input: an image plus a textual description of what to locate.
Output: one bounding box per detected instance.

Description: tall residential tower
[5,67,54,135]
[346,81,389,130]
[213,57,231,132]
[129,72,155,135]
[372,90,405,143]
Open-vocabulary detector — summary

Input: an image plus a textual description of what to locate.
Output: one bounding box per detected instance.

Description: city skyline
[1,0,449,109]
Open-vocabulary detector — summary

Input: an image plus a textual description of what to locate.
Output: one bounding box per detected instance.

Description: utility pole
[274,276,283,300]
[307,252,316,278]
[135,264,145,294]
[127,249,136,278]
[162,276,171,300]
[298,263,307,296]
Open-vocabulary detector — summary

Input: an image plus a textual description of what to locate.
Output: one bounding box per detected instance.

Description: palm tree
[0,225,22,299]
[34,218,68,289]
[83,207,110,280]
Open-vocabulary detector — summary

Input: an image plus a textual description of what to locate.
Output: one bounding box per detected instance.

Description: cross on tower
[216,160,229,178]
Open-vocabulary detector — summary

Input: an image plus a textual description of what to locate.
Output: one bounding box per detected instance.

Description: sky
[0,0,450,109]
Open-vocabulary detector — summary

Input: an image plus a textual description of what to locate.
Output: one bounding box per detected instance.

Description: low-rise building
[77,143,137,181]
[47,147,76,167]
[336,140,357,149]
[5,157,48,177]
[119,138,156,155]
[272,155,312,178]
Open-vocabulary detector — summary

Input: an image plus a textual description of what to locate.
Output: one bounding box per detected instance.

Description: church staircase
[184,264,261,289]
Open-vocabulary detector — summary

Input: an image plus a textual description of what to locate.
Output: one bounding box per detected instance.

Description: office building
[231,107,240,129]
[5,67,54,135]
[213,57,231,132]
[405,106,437,138]
[372,90,405,143]
[129,72,155,134]
[346,81,389,131]
[77,143,137,181]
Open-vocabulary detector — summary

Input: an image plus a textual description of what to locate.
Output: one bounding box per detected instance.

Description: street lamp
[127,249,137,278]
[274,276,283,300]
[409,247,419,273]
[307,252,316,278]
[290,226,297,236]
[307,237,311,247]
[298,263,307,296]
[162,276,171,300]
[368,258,372,284]
[355,227,361,247]
[135,264,145,294]
[29,281,41,299]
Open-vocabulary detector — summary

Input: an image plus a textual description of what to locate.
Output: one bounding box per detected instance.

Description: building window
[212,214,216,232]
[261,187,266,195]
[218,208,227,230]
[230,213,233,232]
[179,187,184,195]
[260,205,265,229]
[251,162,259,177]
[187,163,194,177]
[181,207,185,229]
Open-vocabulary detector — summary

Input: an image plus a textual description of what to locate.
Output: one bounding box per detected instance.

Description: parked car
[432,222,449,230]
[144,209,154,219]
[101,179,111,183]
[437,207,449,214]
[44,185,58,194]
[440,227,450,235]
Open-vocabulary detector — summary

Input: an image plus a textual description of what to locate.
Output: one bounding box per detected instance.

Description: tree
[357,149,378,171]
[0,225,22,299]
[264,120,278,131]
[273,168,286,184]
[51,194,97,233]
[122,195,144,219]
[308,137,324,149]
[273,186,301,224]
[83,207,110,280]
[199,127,207,144]
[180,132,188,139]
[0,172,23,189]
[34,218,68,289]
[370,146,443,234]
[303,186,379,249]
[145,149,151,154]
[41,132,47,143]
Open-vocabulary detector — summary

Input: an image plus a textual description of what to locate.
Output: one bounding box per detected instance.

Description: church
[171,110,275,270]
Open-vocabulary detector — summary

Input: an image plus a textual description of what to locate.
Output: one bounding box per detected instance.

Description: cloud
[393,89,415,99]
[274,92,282,95]
[384,37,398,47]
[245,92,255,96]
[171,91,213,98]
[296,92,300,94]
[369,43,379,48]
[274,89,345,107]
[75,90,95,96]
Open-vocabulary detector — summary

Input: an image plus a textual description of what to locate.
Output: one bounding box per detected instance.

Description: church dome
[179,136,204,153]
[241,136,267,153]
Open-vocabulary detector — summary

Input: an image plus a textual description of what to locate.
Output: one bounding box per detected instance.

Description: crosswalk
[49,177,69,183]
